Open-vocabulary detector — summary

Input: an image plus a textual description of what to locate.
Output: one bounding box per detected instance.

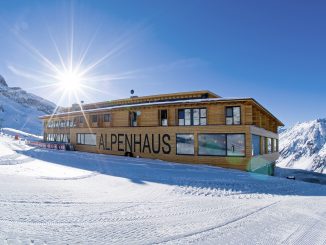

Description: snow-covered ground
[0,135,325,244]
[1,128,42,141]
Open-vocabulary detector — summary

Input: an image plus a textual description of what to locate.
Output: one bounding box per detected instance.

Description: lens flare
[56,70,83,92]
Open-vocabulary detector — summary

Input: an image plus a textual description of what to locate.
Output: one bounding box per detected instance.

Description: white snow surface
[1,128,42,140]
[0,135,325,244]
[277,118,326,174]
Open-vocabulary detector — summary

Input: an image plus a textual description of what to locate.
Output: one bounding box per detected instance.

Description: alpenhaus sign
[99,133,172,155]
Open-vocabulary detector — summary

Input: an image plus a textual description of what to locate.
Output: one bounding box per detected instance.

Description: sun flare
[56,70,83,92]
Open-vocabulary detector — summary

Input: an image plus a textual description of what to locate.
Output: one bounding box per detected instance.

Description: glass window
[200,108,207,125]
[176,134,194,155]
[92,115,98,123]
[85,134,96,145]
[178,110,185,126]
[77,133,96,146]
[185,109,192,126]
[266,138,272,153]
[77,134,83,144]
[226,106,241,125]
[233,107,241,124]
[252,135,261,156]
[227,134,245,156]
[104,114,111,122]
[130,112,137,126]
[193,109,200,126]
[261,137,265,154]
[160,110,168,126]
[178,108,207,126]
[198,134,226,156]
[226,107,233,117]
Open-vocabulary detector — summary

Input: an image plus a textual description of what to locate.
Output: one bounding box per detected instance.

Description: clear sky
[0,0,325,127]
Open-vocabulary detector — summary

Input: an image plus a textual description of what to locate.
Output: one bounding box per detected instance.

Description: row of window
[252,135,278,156]
[47,120,75,128]
[65,133,279,157]
[178,108,207,126]
[75,132,246,156]
[47,106,241,128]
[47,114,112,128]
[91,114,112,123]
[46,133,70,143]
[176,133,245,156]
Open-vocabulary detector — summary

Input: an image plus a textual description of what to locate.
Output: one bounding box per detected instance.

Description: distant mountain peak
[0,75,8,88]
[0,74,56,134]
[277,118,326,174]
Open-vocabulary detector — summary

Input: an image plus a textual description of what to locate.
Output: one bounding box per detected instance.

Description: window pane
[193,118,200,125]
[252,135,261,156]
[261,137,265,154]
[193,109,200,125]
[178,110,185,119]
[233,107,241,124]
[161,110,167,119]
[185,109,191,126]
[82,134,96,146]
[176,134,194,155]
[92,115,98,123]
[200,108,206,118]
[161,119,168,126]
[104,114,111,122]
[273,139,277,152]
[267,138,272,153]
[198,134,226,156]
[226,107,233,117]
[227,134,245,156]
[226,117,233,125]
[200,118,207,126]
[161,110,168,126]
[179,119,185,126]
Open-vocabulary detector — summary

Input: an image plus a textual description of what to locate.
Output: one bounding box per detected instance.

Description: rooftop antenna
[130,89,138,98]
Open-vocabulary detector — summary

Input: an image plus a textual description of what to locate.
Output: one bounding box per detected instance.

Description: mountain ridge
[276,118,326,174]
[0,75,56,135]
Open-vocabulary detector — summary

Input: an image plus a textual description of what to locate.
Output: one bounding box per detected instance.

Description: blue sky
[0,0,325,127]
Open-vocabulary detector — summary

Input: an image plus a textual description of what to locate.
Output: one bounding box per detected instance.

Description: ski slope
[0,135,325,244]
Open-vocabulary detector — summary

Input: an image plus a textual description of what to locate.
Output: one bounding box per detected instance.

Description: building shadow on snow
[15,148,326,197]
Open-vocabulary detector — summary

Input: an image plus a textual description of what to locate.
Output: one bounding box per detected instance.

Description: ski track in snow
[0,136,325,244]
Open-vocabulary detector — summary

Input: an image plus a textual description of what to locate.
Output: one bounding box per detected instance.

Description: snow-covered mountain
[0,75,55,135]
[277,119,326,174]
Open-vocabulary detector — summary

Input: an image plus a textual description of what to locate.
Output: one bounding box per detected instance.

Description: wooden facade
[40,90,284,175]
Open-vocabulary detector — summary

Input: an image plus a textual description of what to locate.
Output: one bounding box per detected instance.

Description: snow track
[0,136,325,244]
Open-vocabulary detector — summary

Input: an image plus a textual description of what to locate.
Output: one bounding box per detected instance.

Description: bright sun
[57,71,83,92]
